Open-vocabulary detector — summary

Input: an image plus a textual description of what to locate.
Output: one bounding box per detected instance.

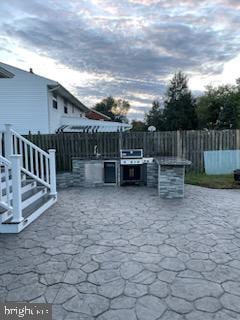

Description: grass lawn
[185,172,240,189]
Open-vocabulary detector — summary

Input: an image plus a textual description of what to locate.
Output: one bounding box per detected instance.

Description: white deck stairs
[0,125,57,233]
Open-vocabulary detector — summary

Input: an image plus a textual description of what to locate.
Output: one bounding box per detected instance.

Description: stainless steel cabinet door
[84,163,103,183]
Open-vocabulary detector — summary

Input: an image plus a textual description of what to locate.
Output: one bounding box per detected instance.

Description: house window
[63,98,68,114]
[72,106,74,113]
[52,94,58,109]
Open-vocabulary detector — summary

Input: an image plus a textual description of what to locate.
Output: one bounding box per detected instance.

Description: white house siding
[48,92,85,133]
[0,63,53,134]
[0,62,128,134]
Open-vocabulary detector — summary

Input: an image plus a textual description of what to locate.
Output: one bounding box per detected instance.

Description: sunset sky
[1,0,240,120]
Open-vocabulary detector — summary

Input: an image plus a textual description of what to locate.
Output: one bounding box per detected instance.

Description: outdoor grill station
[120,149,153,186]
[69,148,191,199]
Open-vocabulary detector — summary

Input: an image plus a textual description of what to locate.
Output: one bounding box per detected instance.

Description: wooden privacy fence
[24,130,240,173]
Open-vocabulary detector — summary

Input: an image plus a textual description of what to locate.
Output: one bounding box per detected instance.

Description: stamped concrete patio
[1,186,240,319]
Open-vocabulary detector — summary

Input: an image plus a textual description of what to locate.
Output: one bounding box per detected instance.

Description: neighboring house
[86,109,111,121]
[0,62,131,134]
[0,62,88,134]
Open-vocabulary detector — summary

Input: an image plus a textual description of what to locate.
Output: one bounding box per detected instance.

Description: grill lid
[120,149,143,159]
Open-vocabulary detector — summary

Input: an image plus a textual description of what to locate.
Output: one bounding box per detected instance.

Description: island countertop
[154,157,192,166]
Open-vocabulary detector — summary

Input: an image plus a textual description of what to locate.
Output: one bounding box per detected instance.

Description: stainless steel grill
[120,149,153,165]
[120,149,153,185]
[120,149,143,159]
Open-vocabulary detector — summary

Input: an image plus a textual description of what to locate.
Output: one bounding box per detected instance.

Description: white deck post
[11,155,23,223]
[48,149,57,195]
[4,124,12,160]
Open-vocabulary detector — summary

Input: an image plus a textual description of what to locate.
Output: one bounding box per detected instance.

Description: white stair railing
[4,124,57,196]
[0,124,57,226]
[0,155,12,212]
[10,155,23,223]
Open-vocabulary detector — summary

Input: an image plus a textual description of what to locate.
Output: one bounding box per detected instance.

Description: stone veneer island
[155,157,191,199]
[57,157,191,199]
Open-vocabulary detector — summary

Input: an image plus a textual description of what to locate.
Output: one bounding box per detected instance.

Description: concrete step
[22,193,55,219]
[0,174,26,190]
[22,187,47,210]
[0,184,45,223]
[1,180,37,200]
[0,193,57,233]
[0,207,12,223]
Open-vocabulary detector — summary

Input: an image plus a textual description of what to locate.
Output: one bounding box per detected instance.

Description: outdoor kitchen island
[66,150,191,199]
[155,157,191,199]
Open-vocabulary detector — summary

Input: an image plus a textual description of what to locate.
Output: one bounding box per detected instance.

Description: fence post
[236,129,240,149]
[4,124,12,160]
[119,132,122,153]
[11,154,23,223]
[48,149,57,196]
[236,130,240,167]
[177,130,183,158]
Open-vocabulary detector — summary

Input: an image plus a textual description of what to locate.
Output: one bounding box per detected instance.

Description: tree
[94,96,115,120]
[111,99,130,123]
[196,83,240,129]
[145,100,165,131]
[196,86,220,129]
[163,71,198,130]
[131,120,146,131]
[94,96,130,123]
[217,100,237,129]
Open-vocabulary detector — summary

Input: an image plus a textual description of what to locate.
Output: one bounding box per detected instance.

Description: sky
[1,0,240,120]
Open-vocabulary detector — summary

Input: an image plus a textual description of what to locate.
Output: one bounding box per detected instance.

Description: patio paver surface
[1,185,240,319]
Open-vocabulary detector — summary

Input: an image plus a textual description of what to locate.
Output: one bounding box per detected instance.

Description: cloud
[0,0,240,119]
